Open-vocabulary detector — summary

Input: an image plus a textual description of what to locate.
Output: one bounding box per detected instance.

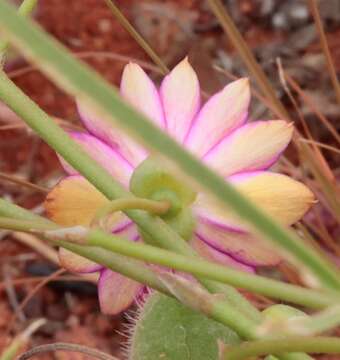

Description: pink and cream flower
[45,58,314,315]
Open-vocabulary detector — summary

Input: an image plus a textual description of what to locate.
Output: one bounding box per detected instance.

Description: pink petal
[59,248,103,273]
[190,235,254,273]
[120,63,165,128]
[204,121,294,177]
[196,221,281,267]
[186,78,250,156]
[160,58,200,143]
[98,268,143,315]
[77,102,147,166]
[59,132,133,186]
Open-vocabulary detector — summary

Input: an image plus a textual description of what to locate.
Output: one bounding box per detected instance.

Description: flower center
[130,156,197,241]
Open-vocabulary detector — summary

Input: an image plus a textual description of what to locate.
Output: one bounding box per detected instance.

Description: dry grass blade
[5,268,65,336]
[207,0,290,121]
[308,0,340,106]
[284,74,340,146]
[103,0,168,75]
[0,171,48,193]
[299,139,340,155]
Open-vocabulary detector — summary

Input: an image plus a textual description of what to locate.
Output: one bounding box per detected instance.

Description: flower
[44,58,314,315]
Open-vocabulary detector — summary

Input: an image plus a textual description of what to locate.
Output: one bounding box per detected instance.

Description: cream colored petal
[59,132,133,186]
[204,121,294,177]
[121,62,165,128]
[186,78,250,156]
[160,58,200,142]
[77,103,147,166]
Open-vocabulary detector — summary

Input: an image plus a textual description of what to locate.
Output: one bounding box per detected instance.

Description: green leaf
[129,293,241,360]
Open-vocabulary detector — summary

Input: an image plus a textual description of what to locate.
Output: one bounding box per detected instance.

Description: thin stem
[225,337,340,360]
[47,226,340,310]
[0,8,338,292]
[0,0,38,60]
[103,0,169,75]
[17,343,120,360]
[308,0,340,106]
[93,198,170,225]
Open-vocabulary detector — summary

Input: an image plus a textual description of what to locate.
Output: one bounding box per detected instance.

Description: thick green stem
[0,217,58,231]
[225,337,340,360]
[0,4,338,291]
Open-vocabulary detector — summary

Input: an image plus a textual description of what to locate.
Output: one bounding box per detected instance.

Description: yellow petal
[44,175,109,226]
[194,171,314,231]
[232,171,315,225]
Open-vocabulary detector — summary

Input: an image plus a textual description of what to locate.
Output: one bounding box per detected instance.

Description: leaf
[128,293,240,360]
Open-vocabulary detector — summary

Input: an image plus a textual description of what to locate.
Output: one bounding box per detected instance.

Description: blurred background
[0,0,339,358]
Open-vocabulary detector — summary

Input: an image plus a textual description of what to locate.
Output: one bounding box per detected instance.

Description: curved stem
[92,198,170,225]
[225,337,340,360]
[17,343,120,360]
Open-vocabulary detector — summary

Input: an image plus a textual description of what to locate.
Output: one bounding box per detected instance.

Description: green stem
[0,0,38,58]
[0,198,50,223]
[45,226,340,310]
[0,4,338,292]
[103,0,169,75]
[225,337,340,360]
[0,72,260,323]
[93,198,170,224]
[0,217,58,231]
